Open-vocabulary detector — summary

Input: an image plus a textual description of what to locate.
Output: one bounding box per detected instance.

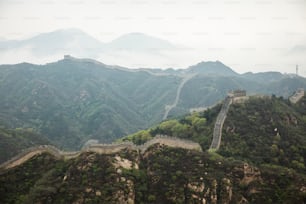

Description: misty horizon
[1,0,306,75]
[0,28,305,77]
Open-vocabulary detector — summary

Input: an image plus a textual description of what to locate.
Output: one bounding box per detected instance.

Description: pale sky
[0,0,306,75]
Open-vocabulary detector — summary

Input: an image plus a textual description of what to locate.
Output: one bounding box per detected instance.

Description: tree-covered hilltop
[221,95,306,172]
[122,95,306,173]
[120,109,216,149]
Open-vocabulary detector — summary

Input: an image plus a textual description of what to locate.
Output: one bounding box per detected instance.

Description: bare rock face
[186,177,234,204]
[187,180,205,202]
[210,179,218,204]
[220,178,232,204]
[241,163,262,186]
[115,179,135,204]
[112,154,138,204]
[113,155,133,170]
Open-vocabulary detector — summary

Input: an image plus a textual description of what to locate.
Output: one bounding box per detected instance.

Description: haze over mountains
[0,28,178,67]
[0,29,177,54]
[1,28,305,76]
[0,55,305,151]
[1,1,306,202]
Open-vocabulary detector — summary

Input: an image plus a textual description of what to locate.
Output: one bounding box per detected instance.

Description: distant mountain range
[1,28,305,76]
[0,56,305,150]
[105,32,176,52]
[0,28,177,65]
[0,29,103,56]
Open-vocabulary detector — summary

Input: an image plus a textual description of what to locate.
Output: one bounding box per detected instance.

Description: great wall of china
[209,90,247,151]
[209,96,233,150]
[163,74,195,120]
[0,135,202,171]
[289,88,304,104]
[2,89,304,170]
[208,88,305,151]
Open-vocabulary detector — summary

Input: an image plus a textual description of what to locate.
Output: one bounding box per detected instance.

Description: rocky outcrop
[241,163,262,186]
[220,178,232,204]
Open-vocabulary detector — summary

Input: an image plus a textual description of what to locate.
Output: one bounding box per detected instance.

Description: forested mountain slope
[123,95,306,173]
[0,57,179,149]
[1,93,306,204]
[0,56,305,150]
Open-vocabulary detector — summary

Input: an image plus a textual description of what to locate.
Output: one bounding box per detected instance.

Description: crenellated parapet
[83,135,202,154]
[209,90,250,151]
[83,141,137,154]
[209,96,233,150]
[138,135,202,153]
[0,145,63,170]
[0,136,202,171]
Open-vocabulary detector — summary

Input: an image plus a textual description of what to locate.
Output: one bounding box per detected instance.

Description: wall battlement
[209,96,233,150]
[289,88,304,104]
[209,90,248,150]
[0,135,202,171]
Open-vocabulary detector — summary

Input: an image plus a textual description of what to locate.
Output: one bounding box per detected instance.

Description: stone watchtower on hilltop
[289,88,304,104]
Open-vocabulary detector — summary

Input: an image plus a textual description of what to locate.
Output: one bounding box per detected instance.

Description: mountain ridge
[105,32,176,52]
[187,60,238,76]
[1,94,305,203]
[3,55,292,78]
[0,56,305,152]
[0,29,177,61]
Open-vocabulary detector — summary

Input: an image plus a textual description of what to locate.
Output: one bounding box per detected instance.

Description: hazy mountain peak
[241,71,285,84]
[120,32,148,37]
[187,60,238,76]
[26,28,98,42]
[107,32,176,51]
[54,28,86,34]
[111,32,169,42]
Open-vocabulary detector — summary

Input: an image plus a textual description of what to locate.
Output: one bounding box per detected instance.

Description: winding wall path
[163,74,195,120]
[0,135,202,171]
[209,97,232,150]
